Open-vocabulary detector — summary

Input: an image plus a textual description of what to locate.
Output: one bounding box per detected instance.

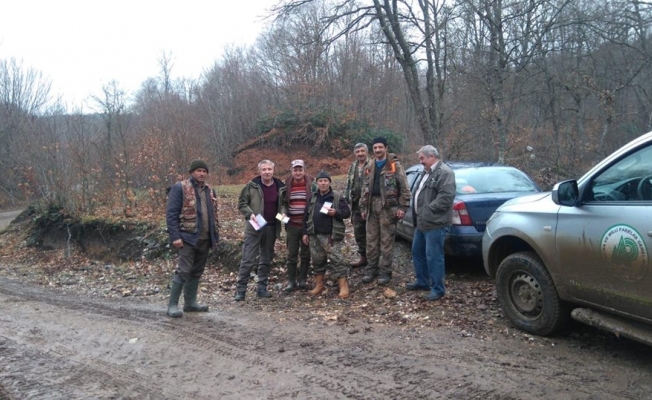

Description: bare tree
[92,81,136,215]
[277,0,456,145]
[0,58,54,205]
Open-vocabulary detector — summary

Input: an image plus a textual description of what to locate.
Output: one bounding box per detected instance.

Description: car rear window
[454,167,539,194]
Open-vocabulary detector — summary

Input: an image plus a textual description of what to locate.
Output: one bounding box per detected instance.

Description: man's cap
[316,170,331,182]
[291,159,305,168]
[372,137,388,147]
[189,159,209,173]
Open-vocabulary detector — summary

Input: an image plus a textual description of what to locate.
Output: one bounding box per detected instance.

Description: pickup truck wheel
[496,252,568,336]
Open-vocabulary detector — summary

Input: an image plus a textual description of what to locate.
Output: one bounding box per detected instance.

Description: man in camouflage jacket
[359,137,411,285]
[344,142,371,268]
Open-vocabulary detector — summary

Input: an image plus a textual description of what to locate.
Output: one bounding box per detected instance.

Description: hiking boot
[257,288,272,298]
[424,291,444,301]
[234,291,246,302]
[377,275,392,285]
[283,280,297,293]
[310,274,325,296]
[337,277,350,299]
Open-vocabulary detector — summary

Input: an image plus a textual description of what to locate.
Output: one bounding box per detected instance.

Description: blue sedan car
[395,162,541,257]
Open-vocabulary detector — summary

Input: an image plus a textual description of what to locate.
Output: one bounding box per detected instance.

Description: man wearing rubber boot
[406,145,455,301]
[165,159,220,318]
[344,143,371,268]
[360,137,410,285]
[234,160,285,301]
[281,159,315,292]
[302,171,351,299]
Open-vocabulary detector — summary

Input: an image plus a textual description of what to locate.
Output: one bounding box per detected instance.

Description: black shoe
[362,274,377,284]
[234,291,246,302]
[257,288,272,298]
[406,282,429,291]
[297,281,307,291]
[283,281,297,293]
[377,275,392,285]
[424,292,444,301]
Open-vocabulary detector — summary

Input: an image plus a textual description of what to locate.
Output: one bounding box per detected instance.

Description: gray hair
[416,145,440,158]
[354,142,368,151]
[258,159,275,170]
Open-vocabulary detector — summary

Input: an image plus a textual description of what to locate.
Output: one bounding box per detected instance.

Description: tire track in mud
[1,278,650,399]
[2,280,403,399]
[0,279,469,399]
[0,336,165,399]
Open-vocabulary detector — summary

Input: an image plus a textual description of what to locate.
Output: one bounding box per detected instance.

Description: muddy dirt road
[1,277,652,399]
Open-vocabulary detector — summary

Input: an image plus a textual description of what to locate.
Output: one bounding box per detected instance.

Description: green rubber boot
[167,281,184,318]
[183,278,209,312]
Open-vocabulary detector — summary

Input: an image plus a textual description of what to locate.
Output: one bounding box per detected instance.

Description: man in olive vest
[302,170,351,298]
[165,159,219,318]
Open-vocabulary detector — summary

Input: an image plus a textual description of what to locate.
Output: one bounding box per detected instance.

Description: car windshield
[454,167,539,194]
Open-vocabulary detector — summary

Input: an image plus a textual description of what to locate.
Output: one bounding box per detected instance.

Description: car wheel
[496,251,568,336]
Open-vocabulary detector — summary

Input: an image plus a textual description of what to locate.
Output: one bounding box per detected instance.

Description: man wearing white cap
[281,159,315,291]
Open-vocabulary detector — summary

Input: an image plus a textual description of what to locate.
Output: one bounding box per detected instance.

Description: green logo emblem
[601,225,648,282]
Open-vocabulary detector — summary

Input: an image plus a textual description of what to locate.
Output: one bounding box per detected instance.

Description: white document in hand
[320,201,333,214]
[249,214,267,231]
[276,213,289,223]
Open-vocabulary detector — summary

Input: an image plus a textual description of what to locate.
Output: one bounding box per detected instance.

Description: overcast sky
[0,0,279,109]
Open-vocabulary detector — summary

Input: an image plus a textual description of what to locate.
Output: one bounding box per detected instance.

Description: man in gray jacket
[406,145,456,300]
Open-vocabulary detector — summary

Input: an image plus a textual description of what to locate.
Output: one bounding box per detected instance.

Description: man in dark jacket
[234,159,286,301]
[302,170,351,298]
[406,145,455,300]
[165,159,220,318]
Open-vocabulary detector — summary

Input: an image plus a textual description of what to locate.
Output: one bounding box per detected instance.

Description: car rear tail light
[452,200,473,226]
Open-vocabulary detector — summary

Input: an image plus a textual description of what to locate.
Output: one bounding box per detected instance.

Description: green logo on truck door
[601,225,648,282]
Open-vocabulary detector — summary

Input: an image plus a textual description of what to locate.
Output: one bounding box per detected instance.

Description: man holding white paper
[280,159,315,292]
[302,170,352,299]
[235,160,286,301]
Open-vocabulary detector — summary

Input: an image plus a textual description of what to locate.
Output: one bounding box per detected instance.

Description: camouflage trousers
[351,206,366,256]
[365,197,398,277]
[309,234,348,279]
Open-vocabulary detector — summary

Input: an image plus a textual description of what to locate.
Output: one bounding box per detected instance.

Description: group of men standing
[164,137,456,317]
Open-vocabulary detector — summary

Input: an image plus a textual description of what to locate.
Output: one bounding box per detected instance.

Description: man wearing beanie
[302,170,352,298]
[165,159,219,317]
[359,137,410,285]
